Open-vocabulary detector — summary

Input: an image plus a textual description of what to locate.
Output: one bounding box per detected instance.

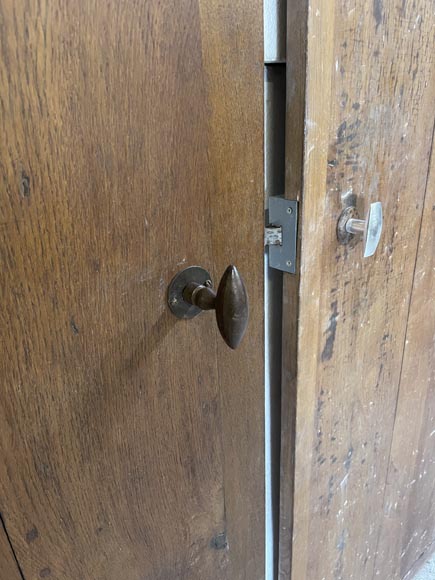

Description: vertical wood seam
[403,538,435,580]
[287,0,336,576]
[372,115,435,580]
[0,513,26,580]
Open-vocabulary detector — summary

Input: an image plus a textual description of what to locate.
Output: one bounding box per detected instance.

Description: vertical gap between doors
[264,64,286,580]
[264,2,287,578]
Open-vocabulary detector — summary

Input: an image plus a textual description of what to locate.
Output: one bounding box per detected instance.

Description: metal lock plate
[266,197,298,274]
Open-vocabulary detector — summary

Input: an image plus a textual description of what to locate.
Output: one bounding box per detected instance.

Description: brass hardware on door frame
[167,265,249,350]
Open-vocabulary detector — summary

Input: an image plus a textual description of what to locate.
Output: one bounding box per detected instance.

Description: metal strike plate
[266,197,298,274]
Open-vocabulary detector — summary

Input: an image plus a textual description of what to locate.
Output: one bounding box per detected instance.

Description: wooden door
[0,524,21,580]
[0,2,264,579]
[279,1,435,579]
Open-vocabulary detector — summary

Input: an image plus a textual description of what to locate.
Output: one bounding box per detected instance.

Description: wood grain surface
[0,1,263,579]
[374,128,435,579]
[0,522,22,580]
[278,0,308,576]
[280,0,435,578]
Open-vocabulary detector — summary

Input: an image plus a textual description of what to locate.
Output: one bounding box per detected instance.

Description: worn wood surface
[197,2,264,578]
[0,522,22,580]
[278,0,308,576]
[0,1,263,579]
[374,130,435,579]
[280,0,435,578]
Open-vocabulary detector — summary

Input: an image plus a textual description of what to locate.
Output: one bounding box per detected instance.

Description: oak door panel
[374,129,435,579]
[0,1,264,579]
[0,523,21,580]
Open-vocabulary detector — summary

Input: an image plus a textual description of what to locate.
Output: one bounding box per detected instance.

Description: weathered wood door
[0,1,264,579]
[279,1,435,579]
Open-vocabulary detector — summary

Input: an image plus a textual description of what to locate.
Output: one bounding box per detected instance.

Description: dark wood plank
[198,2,265,578]
[280,0,435,578]
[374,129,435,579]
[0,521,22,580]
[0,1,263,578]
[278,0,308,576]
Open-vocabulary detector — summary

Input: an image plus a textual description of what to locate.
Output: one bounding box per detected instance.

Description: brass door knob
[167,265,249,349]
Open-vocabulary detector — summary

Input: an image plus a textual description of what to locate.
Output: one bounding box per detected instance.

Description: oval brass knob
[167,265,249,349]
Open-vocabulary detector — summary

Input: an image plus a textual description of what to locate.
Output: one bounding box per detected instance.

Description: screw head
[286,260,292,267]
[287,207,293,214]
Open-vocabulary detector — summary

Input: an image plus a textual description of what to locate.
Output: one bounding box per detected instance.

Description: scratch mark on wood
[373,0,383,29]
[70,318,79,335]
[210,531,228,550]
[334,529,346,579]
[25,526,39,543]
[322,301,339,362]
[326,475,335,515]
[19,169,31,198]
[344,445,354,472]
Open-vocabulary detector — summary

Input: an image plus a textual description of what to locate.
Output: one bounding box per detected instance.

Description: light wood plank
[374,131,435,579]
[280,1,435,578]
